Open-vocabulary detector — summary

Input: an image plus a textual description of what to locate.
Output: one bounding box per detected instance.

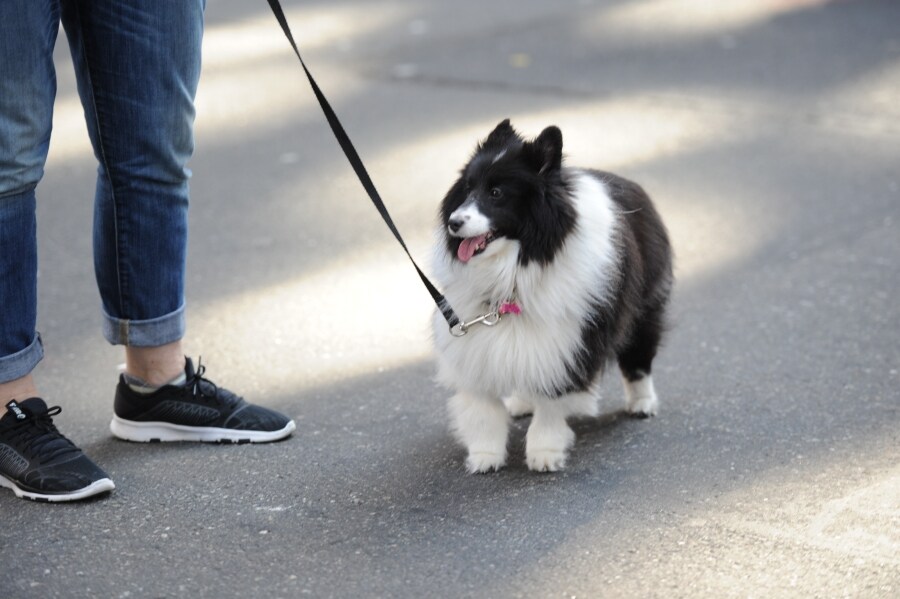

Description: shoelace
[4,406,81,463]
[187,359,240,408]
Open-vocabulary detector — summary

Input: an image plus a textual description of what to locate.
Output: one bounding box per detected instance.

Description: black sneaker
[110,358,295,443]
[0,399,115,502]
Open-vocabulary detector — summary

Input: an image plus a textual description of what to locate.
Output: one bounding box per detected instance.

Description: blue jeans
[0,0,204,383]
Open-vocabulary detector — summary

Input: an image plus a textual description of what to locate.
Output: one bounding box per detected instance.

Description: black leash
[264,0,460,330]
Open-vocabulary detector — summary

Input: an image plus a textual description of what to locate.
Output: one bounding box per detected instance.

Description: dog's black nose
[448,217,465,233]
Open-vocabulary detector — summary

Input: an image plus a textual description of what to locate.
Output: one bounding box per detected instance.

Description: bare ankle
[124,341,186,387]
[0,374,40,415]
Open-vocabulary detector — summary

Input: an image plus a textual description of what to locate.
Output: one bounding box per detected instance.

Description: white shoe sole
[0,475,115,502]
[110,415,296,443]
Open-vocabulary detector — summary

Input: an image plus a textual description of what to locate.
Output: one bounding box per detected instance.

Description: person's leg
[60,0,201,371]
[62,0,294,443]
[0,1,114,502]
[0,0,58,409]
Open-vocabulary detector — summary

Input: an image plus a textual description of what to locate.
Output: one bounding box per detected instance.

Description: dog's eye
[489,187,503,199]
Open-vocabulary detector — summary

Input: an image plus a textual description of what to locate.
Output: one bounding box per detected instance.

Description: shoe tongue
[3,398,48,423]
[457,235,487,263]
[183,357,196,378]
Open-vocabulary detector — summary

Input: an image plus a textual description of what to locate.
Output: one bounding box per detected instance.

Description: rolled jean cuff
[0,333,43,384]
[102,303,186,347]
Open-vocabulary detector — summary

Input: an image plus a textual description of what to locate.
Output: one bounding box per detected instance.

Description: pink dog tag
[498,301,521,315]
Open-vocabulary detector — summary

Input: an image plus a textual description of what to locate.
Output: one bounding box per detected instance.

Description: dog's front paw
[466,452,506,474]
[525,426,574,472]
[524,407,575,472]
[526,447,568,472]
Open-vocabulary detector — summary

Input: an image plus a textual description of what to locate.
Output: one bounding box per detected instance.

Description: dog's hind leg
[617,305,665,417]
[621,374,658,417]
[448,392,510,474]
[559,389,599,418]
[503,394,534,418]
[507,389,597,419]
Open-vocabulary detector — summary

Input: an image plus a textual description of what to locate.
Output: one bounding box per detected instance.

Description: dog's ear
[534,126,562,174]
[483,119,517,149]
[530,126,563,175]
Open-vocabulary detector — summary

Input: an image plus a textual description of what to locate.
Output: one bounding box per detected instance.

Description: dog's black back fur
[568,171,673,392]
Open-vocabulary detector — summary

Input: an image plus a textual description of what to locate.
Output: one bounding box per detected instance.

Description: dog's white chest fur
[432,170,620,398]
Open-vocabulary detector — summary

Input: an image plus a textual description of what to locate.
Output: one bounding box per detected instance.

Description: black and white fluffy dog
[432,120,673,473]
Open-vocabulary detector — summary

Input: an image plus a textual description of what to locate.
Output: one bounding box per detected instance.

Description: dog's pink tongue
[457,235,485,263]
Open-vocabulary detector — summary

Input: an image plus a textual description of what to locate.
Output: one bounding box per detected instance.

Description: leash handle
[265,0,460,330]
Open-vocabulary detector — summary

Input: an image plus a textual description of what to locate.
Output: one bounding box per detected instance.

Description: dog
[432,119,673,473]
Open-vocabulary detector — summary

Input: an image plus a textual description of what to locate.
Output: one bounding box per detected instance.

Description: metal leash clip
[449,310,501,337]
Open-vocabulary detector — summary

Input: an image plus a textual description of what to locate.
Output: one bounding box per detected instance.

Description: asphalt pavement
[3,0,899,597]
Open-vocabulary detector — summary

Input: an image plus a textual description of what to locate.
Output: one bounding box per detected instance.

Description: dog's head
[440,119,573,265]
